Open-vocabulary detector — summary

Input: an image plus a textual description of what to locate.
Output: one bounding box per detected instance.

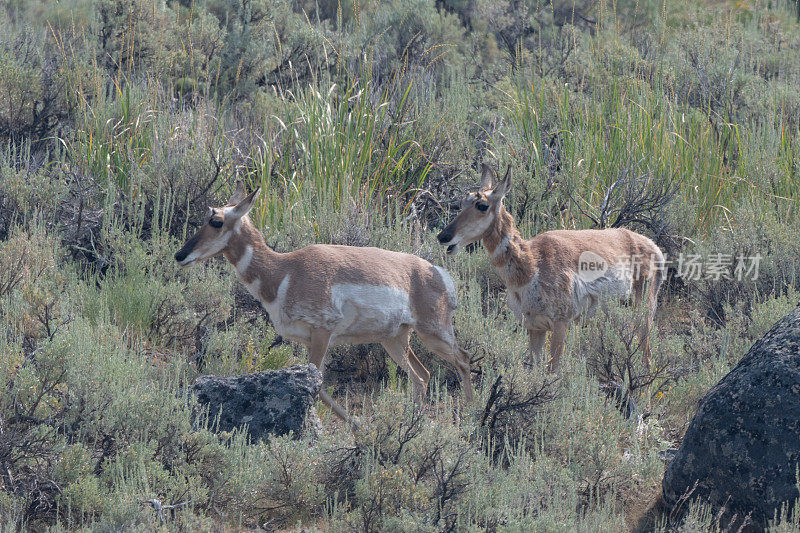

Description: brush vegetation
[1,0,800,530]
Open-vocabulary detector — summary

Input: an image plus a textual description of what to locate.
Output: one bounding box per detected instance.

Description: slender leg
[454,345,474,402]
[306,327,331,371]
[417,332,474,402]
[406,346,431,389]
[631,280,646,308]
[641,277,662,371]
[547,320,569,372]
[307,327,356,426]
[633,280,655,370]
[381,334,428,402]
[643,276,663,410]
[639,323,652,370]
[527,329,547,366]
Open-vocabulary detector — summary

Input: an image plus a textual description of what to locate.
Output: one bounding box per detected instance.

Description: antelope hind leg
[417,332,474,402]
[382,333,429,402]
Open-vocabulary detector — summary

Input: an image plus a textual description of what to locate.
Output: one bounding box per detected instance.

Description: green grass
[246,72,433,234]
[1,0,800,530]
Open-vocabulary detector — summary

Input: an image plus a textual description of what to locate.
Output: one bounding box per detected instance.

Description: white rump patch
[434,266,458,309]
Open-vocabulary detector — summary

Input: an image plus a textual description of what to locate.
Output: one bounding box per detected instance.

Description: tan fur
[175,183,474,424]
[223,223,459,344]
[438,165,664,371]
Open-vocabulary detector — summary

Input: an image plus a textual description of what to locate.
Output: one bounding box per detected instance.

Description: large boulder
[663,306,800,529]
[191,364,323,441]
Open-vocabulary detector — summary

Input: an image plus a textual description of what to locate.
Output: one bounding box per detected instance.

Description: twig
[268,335,285,350]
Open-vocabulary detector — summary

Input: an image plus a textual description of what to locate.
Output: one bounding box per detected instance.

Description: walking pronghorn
[175,182,474,424]
[437,164,664,371]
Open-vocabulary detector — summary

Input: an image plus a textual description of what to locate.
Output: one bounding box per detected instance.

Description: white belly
[512,265,633,329]
[328,283,414,343]
[255,277,413,345]
[572,263,633,318]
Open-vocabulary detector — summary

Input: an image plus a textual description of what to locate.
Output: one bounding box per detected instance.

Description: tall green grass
[246,71,433,232]
[506,44,798,232]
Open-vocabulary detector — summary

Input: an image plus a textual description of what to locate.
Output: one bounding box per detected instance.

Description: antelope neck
[481,207,534,287]
[223,219,282,303]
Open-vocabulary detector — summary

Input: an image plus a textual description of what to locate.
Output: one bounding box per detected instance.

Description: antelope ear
[490,165,512,200]
[228,180,248,205]
[480,163,495,189]
[228,187,261,220]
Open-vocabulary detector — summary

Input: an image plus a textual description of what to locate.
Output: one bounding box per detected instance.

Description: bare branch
[139,498,193,524]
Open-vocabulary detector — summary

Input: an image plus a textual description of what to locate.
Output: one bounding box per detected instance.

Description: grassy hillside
[1,0,799,530]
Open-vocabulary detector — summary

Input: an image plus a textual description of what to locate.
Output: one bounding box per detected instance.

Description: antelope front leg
[640,324,652,371]
[527,329,547,367]
[308,327,356,425]
[547,321,569,372]
[642,290,659,371]
[633,281,654,371]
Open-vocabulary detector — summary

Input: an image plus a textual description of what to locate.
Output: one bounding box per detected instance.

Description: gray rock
[191,364,323,441]
[662,306,800,529]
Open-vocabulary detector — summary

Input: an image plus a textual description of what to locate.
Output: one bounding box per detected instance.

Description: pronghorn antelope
[437,164,664,371]
[175,182,474,423]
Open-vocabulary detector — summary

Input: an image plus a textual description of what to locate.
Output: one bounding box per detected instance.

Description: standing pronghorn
[175,182,474,423]
[437,164,664,371]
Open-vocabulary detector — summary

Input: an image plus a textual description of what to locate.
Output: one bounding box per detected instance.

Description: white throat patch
[236,245,253,278]
[490,234,511,260]
[245,277,261,300]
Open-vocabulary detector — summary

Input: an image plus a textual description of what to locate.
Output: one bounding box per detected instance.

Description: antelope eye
[209,218,224,228]
[476,202,489,212]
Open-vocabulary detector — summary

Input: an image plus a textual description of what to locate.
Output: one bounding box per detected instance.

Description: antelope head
[437,164,512,255]
[174,182,260,266]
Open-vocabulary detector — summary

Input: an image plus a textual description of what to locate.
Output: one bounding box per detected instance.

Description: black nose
[174,250,187,262]
[437,231,452,244]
